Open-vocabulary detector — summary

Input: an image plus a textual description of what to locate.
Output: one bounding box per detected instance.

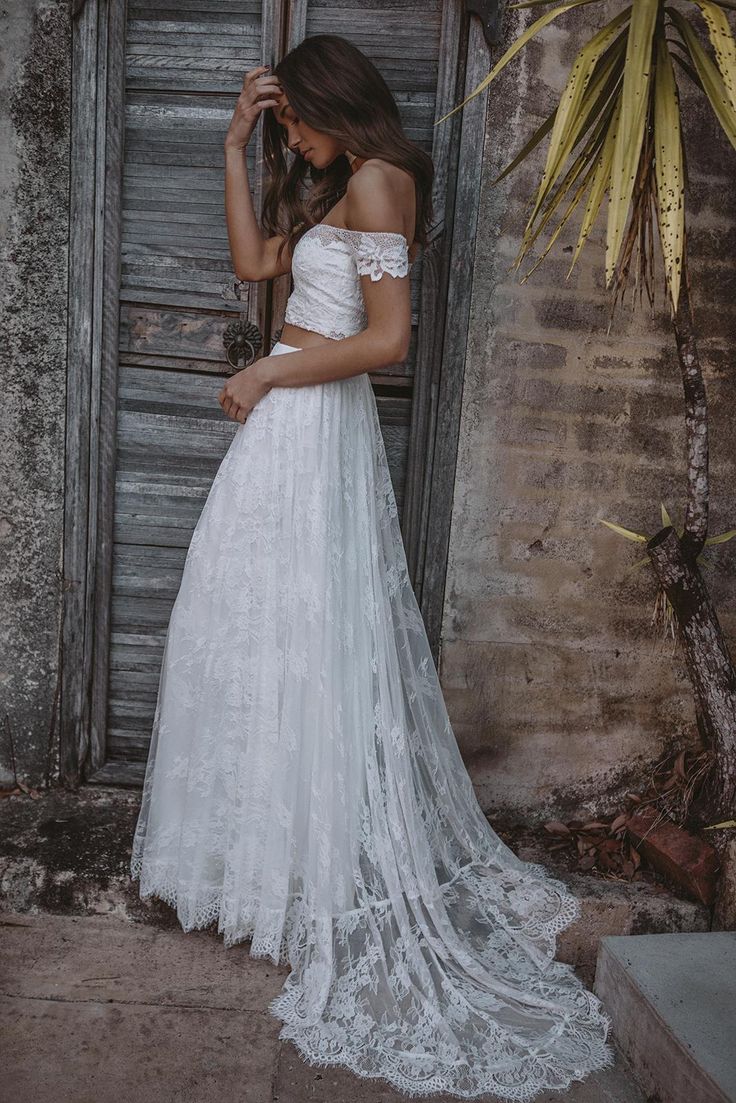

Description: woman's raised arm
[224,66,292,282]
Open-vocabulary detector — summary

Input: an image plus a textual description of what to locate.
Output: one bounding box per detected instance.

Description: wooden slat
[88,0,129,780]
[89,760,146,784]
[119,307,241,364]
[62,0,102,784]
[120,15,262,310]
[401,12,457,596]
[128,2,262,14]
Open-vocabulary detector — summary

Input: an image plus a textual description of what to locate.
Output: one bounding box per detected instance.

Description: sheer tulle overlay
[130,340,616,1100]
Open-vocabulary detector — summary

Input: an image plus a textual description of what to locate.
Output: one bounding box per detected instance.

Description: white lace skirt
[130,339,616,1100]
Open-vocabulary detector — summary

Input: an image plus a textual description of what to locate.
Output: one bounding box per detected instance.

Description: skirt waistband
[270,340,303,355]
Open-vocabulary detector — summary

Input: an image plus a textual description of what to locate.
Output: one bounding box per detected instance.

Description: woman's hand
[224,65,282,151]
[217,361,272,423]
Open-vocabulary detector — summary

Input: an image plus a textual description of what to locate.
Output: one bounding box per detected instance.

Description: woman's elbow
[232,249,268,283]
[375,329,410,367]
[234,262,261,282]
[391,334,410,365]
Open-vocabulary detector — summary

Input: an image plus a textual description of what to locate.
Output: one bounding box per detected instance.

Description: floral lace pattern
[283,224,412,341]
[130,330,616,1100]
[352,228,411,280]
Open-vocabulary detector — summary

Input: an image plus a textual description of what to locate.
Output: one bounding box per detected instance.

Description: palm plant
[439,0,736,820]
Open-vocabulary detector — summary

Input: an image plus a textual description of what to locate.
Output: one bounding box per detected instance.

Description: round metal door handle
[223,319,263,372]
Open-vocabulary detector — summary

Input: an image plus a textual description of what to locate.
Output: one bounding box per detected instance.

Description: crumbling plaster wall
[0,0,70,787]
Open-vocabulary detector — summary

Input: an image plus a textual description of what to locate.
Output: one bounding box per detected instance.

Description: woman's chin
[304,149,342,171]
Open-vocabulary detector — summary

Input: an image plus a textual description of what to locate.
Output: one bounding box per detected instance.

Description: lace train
[130,341,616,1101]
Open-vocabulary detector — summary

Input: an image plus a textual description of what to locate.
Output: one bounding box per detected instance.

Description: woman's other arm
[256,162,413,387]
[218,162,413,424]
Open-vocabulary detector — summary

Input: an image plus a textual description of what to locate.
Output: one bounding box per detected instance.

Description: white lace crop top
[283,223,413,342]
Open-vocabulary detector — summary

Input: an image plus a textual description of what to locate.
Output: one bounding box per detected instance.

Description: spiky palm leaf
[436,0,736,312]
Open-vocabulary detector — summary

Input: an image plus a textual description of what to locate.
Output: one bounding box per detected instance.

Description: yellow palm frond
[514,98,613,266]
[567,95,622,275]
[653,37,685,308]
[434,0,736,314]
[691,0,736,110]
[667,5,736,149]
[599,519,650,541]
[606,0,659,286]
[704,527,736,544]
[524,9,632,230]
[434,0,607,126]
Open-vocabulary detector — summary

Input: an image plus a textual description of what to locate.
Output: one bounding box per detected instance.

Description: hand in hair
[225,65,283,152]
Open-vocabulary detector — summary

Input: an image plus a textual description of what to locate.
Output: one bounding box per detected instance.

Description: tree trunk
[643,255,736,821]
[672,251,708,557]
[648,245,736,820]
[640,249,736,930]
[647,526,736,821]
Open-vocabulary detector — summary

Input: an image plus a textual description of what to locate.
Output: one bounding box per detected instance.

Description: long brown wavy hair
[261,34,434,266]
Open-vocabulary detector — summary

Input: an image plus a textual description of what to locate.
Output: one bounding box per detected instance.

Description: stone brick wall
[441,5,736,822]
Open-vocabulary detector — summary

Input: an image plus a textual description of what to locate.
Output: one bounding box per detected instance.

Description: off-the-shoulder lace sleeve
[354,232,410,282]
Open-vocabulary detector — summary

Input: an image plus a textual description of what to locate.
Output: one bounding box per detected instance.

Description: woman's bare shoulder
[345,159,417,247]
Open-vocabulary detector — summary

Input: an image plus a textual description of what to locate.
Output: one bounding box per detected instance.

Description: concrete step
[594,931,736,1103]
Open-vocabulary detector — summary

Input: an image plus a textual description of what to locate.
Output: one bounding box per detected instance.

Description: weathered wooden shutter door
[86,0,489,784]
[90,2,283,783]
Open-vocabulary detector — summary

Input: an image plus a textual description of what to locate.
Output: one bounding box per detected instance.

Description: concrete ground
[2,784,710,1102]
[1,910,648,1103]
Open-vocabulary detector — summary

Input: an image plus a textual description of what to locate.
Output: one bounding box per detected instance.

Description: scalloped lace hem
[130,853,614,1101]
[129,851,584,966]
[277,1021,617,1103]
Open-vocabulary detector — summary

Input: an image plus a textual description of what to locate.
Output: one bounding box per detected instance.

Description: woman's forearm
[254,329,405,388]
[224,144,266,280]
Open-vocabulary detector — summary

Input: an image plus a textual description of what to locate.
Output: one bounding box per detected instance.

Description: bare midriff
[279,323,340,348]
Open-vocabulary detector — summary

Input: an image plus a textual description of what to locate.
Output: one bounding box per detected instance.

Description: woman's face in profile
[272,90,344,170]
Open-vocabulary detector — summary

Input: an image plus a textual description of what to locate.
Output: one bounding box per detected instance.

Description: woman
[130,34,616,1101]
